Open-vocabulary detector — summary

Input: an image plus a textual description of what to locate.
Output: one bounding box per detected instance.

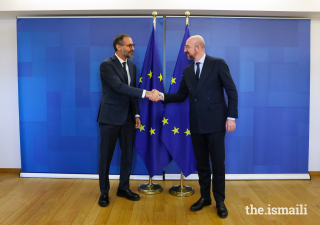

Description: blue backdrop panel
[17,18,163,174]
[165,17,310,174]
[18,17,310,175]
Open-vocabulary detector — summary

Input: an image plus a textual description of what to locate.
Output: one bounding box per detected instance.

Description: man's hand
[151,89,163,101]
[225,119,236,133]
[135,117,141,129]
[146,90,160,102]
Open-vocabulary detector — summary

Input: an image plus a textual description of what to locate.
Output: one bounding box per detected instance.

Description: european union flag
[160,25,196,177]
[135,26,172,177]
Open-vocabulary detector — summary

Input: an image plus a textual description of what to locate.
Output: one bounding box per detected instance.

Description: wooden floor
[0,173,319,225]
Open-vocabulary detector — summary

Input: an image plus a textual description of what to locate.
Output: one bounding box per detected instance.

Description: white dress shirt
[194,53,206,78]
[115,53,131,85]
[115,53,146,100]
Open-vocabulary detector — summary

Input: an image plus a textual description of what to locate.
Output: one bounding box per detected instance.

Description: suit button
[207,85,210,87]
[189,88,191,90]
[207,98,209,100]
[195,99,197,101]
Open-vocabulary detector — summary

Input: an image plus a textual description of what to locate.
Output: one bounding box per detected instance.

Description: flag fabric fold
[135,26,172,177]
[160,25,197,177]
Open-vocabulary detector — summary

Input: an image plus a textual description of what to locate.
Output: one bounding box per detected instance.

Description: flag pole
[169,172,194,197]
[138,175,163,195]
[185,11,190,26]
[169,11,195,197]
[138,11,163,195]
[152,11,157,30]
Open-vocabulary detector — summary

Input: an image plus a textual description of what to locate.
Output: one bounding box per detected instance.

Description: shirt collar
[195,53,206,64]
[115,53,127,64]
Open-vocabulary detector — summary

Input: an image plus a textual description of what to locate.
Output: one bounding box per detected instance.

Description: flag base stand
[138,177,163,195]
[169,185,194,197]
[169,172,194,197]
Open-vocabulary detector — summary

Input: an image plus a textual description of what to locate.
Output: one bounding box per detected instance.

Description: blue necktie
[195,62,200,81]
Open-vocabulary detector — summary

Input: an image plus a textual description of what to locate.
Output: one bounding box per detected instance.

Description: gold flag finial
[185,11,190,25]
[152,11,157,30]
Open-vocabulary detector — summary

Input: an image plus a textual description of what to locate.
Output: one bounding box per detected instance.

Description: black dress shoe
[190,198,212,212]
[216,202,228,218]
[117,189,140,201]
[98,194,109,207]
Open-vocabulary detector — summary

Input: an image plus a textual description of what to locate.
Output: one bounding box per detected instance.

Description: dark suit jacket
[97,54,143,125]
[164,55,238,134]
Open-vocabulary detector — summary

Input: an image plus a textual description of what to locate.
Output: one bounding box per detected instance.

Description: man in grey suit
[97,34,159,207]
[152,35,238,218]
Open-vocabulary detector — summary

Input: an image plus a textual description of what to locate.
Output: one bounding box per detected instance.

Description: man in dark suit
[152,35,238,218]
[97,34,159,207]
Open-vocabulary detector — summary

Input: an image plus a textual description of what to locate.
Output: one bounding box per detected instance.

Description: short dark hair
[113,34,130,52]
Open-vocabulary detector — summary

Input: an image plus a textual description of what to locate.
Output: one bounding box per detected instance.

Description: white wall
[0,18,21,168]
[1,0,320,17]
[1,0,320,12]
[0,1,319,171]
[309,19,320,171]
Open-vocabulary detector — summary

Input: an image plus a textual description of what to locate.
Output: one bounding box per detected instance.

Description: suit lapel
[195,55,215,96]
[111,54,128,84]
[186,63,198,94]
[188,62,198,88]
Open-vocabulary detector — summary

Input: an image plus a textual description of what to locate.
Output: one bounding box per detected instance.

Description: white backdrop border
[20,173,311,180]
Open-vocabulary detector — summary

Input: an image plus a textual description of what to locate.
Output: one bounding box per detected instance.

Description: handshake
[145,89,163,102]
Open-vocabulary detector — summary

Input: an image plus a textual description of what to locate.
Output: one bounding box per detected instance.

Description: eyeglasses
[184,45,197,50]
[120,44,135,49]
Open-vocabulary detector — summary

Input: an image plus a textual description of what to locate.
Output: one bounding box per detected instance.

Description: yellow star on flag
[171,77,176,85]
[139,125,145,132]
[158,73,163,81]
[172,126,179,135]
[139,77,143,83]
[148,71,153,79]
[150,127,156,135]
[184,128,191,136]
[162,117,169,125]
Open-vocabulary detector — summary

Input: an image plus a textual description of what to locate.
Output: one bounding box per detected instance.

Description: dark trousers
[191,130,226,202]
[99,112,135,194]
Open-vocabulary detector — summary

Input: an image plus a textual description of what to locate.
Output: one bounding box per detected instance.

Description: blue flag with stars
[160,25,196,177]
[135,26,172,177]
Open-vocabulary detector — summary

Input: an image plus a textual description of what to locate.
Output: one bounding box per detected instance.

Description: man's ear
[116,44,121,52]
[196,45,200,52]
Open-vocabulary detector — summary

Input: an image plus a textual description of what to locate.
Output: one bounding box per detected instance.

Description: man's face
[120,37,135,60]
[184,39,196,60]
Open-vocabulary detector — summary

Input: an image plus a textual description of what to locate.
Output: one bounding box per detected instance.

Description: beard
[121,47,134,60]
[186,53,195,60]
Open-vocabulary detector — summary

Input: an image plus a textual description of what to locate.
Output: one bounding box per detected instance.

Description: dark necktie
[122,62,129,85]
[195,62,200,81]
